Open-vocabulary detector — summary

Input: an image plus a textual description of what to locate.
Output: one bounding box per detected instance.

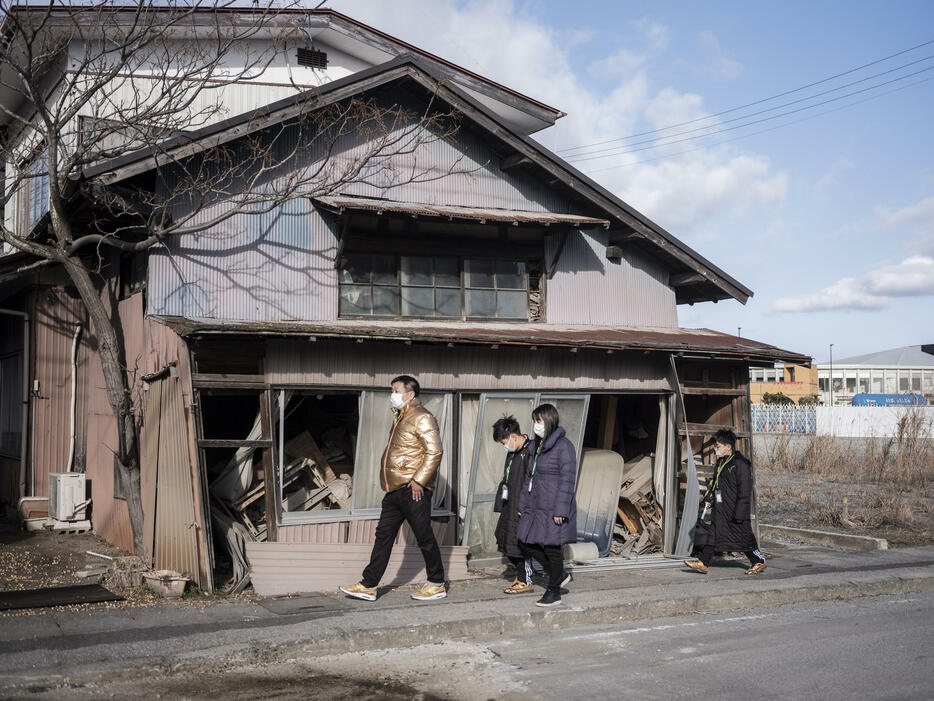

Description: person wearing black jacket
[492,416,535,594]
[685,429,766,575]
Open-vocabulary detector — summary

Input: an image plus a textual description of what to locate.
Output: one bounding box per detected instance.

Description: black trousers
[697,542,765,567]
[520,541,563,593]
[361,485,445,588]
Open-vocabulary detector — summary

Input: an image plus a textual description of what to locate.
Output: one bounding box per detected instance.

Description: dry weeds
[758,408,934,489]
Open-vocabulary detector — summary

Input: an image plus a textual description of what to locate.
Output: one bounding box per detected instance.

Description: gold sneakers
[339,582,377,601]
[684,559,709,574]
[504,579,534,595]
[411,582,447,601]
[745,562,767,575]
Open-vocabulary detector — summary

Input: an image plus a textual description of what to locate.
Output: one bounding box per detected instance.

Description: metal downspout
[0,308,30,499]
[66,325,82,472]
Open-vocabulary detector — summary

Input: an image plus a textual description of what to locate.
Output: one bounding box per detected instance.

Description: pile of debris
[611,454,663,556]
[210,428,355,592]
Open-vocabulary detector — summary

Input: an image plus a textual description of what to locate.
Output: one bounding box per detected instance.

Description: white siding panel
[545,230,677,327]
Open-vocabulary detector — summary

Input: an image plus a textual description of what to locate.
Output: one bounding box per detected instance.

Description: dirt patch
[0,518,127,591]
[0,518,258,616]
[757,469,934,547]
[1,641,526,701]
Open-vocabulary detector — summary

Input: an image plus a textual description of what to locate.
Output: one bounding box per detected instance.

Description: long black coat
[517,427,578,546]
[494,437,532,559]
[709,451,759,552]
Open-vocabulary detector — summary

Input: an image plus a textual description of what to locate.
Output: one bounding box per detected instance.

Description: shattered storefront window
[277,390,454,523]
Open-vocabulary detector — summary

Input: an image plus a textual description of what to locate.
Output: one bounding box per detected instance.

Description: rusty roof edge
[149,316,810,364]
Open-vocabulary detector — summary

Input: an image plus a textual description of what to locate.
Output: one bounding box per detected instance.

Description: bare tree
[0,1,464,558]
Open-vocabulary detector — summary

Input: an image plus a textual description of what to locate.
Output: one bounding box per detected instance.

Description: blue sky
[325,1,934,363]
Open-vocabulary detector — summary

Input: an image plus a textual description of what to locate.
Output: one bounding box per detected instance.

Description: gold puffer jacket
[380,399,443,492]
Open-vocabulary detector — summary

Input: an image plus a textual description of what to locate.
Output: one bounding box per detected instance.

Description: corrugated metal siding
[277,518,454,545]
[148,197,340,322]
[545,230,677,327]
[266,338,671,392]
[30,287,90,497]
[246,542,469,595]
[145,376,201,580]
[334,122,567,212]
[85,294,194,555]
[147,112,577,323]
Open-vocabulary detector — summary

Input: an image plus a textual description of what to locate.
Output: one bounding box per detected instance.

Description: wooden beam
[260,390,278,543]
[191,373,266,390]
[332,215,350,269]
[670,272,706,286]
[196,439,273,449]
[597,396,618,450]
[500,152,534,171]
[680,387,745,396]
[547,230,570,279]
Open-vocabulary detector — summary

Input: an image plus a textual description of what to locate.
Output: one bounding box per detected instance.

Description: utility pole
[829,343,834,406]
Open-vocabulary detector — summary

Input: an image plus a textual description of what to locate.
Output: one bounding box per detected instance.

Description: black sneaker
[560,571,572,588]
[535,589,562,607]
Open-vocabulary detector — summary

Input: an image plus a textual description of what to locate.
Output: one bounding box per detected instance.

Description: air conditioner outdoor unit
[49,472,88,521]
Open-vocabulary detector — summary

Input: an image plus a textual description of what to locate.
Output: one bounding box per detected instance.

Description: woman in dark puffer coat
[517,403,578,607]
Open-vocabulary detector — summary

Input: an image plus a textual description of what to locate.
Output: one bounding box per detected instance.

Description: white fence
[816,406,934,438]
[752,405,934,437]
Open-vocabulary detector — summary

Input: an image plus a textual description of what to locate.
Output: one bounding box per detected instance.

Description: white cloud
[772,256,934,313]
[696,30,743,80]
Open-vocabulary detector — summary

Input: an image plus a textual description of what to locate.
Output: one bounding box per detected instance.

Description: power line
[558,37,934,154]
[578,74,934,176]
[565,53,934,160]
[565,64,934,164]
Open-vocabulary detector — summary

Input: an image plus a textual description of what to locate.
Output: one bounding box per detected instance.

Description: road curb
[760,523,889,550]
[294,568,934,656]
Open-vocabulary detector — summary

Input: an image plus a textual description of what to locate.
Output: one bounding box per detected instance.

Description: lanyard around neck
[528,439,544,480]
[713,453,734,491]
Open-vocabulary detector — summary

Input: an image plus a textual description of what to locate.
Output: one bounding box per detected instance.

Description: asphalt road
[3,591,932,699]
[488,591,934,701]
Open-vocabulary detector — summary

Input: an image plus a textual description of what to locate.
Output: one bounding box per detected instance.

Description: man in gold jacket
[341,375,446,601]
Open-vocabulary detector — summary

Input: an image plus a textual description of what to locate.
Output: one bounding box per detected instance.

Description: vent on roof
[297,47,328,69]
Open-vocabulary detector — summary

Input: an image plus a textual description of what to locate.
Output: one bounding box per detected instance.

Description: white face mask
[532,422,546,438]
[714,445,730,458]
[389,392,406,409]
[501,440,512,453]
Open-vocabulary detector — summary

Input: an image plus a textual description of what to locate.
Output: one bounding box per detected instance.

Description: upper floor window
[339,254,535,320]
[17,148,49,235]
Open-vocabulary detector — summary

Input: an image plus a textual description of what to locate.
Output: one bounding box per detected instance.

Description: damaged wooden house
[0,7,808,595]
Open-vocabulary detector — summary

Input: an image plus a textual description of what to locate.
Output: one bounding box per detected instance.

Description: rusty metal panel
[545,230,677,327]
[265,339,671,392]
[30,287,90,497]
[148,376,201,581]
[313,195,608,226]
[140,379,161,566]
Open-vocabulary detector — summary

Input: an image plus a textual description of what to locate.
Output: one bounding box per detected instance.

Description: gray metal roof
[829,345,934,367]
[152,315,810,364]
[312,196,610,227]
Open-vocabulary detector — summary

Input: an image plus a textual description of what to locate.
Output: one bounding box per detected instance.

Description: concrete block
[760,523,888,551]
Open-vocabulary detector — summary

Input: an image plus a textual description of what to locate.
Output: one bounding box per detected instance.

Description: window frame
[337,252,537,321]
[276,387,455,525]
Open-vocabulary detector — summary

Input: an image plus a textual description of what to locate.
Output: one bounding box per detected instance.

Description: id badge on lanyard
[715,490,723,504]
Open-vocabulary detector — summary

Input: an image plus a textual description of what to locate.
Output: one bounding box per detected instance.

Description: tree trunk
[61,256,147,561]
